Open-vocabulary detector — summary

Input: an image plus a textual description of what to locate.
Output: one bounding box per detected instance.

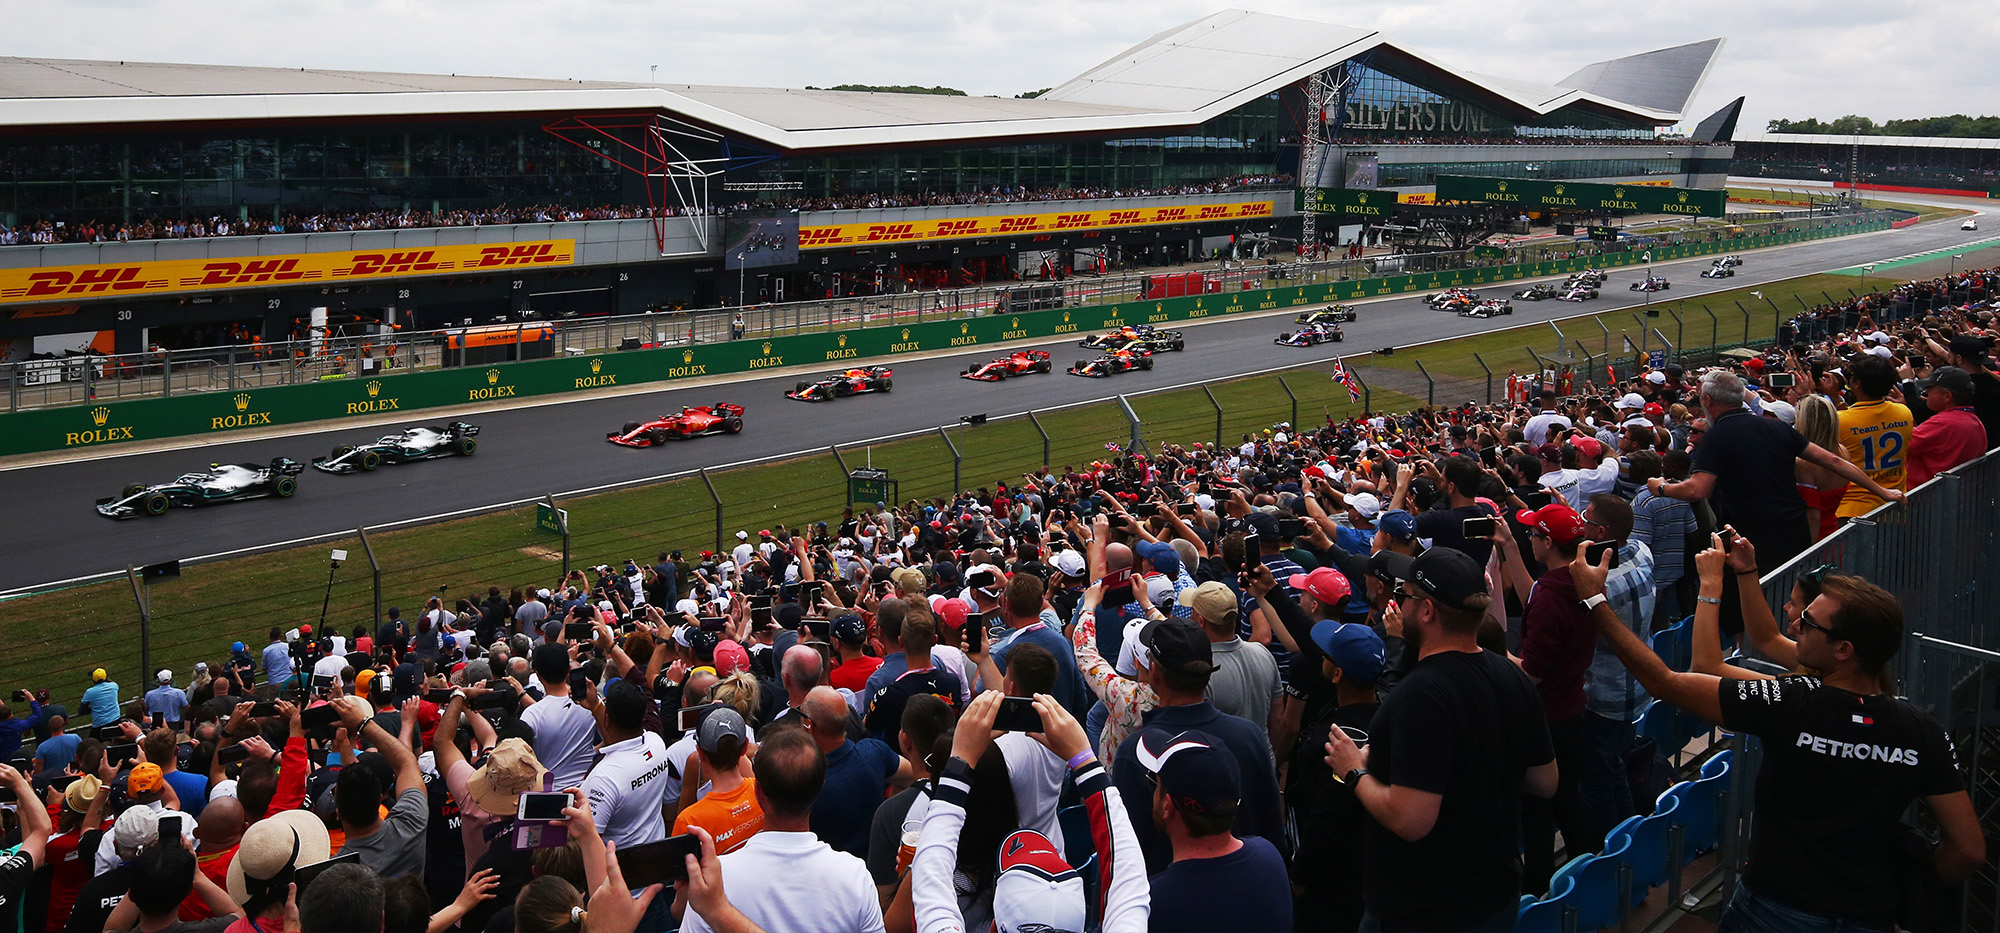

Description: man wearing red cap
[1511,502,1599,893]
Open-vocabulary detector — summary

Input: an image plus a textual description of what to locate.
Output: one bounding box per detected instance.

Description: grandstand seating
[1515,874,1579,933]
[1548,833,1632,932]
[1649,617,1692,670]
[1605,794,1682,905]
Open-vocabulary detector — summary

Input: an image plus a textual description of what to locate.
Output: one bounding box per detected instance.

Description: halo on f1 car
[785,366,893,402]
[962,350,1053,381]
[313,422,481,473]
[607,404,746,447]
[96,458,306,519]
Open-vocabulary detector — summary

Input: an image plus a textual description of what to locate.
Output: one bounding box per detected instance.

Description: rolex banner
[1433,176,1727,217]
[1295,187,1396,221]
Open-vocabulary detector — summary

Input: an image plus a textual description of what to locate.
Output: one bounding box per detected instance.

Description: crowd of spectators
[0,175,1295,248]
[0,273,1994,932]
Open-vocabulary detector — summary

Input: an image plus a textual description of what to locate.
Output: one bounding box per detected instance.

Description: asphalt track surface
[8,205,1990,594]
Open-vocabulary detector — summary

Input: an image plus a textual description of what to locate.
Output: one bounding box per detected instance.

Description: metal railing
[1,211,1889,413]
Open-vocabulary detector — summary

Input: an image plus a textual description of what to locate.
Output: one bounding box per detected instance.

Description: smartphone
[698,616,726,632]
[1096,567,1132,591]
[963,616,985,654]
[1462,517,1498,539]
[1585,541,1622,569]
[301,704,340,733]
[801,581,825,603]
[310,675,335,697]
[93,724,125,740]
[425,689,456,705]
[1277,517,1307,539]
[563,621,594,642]
[992,697,1045,733]
[249,702,279,717]
[46,773,81,793]
[294,853,360,894]
[157,813,183,840]
[616,834,702,887]
[1241,533,1260,562]
[966,569,998,591]
[218,744,253,766]
[516,791,572,822]
[1766,372,1796,388]
[677,702,722,733]
[151,712,165,730]
[1176,502,1197,516]
[1132,502,1159,518]
[106,743,139,767]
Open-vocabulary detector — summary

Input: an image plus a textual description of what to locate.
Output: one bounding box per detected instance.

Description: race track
[7,205,1989,593]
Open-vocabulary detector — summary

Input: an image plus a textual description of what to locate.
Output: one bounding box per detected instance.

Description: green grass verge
[1,367,1416,714]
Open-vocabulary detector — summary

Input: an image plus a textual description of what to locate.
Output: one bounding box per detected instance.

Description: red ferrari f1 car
[962,350,1054,381]
[607,404,746,446]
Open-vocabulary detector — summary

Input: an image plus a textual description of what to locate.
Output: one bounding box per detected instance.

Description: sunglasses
[1800,563,1838,585]
[1797,606,1839,640]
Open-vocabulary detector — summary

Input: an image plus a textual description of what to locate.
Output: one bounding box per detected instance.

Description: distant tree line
[1767,114,2000,138]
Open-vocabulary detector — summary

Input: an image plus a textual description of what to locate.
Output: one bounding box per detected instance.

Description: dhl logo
[1106,211,1144,225]
[1153,208,1189,222]
[790,202,1276,251]
[1199,206,1230,218]
[1054,214,1093,229]
[471,243,565,268]
[196,259,306,286]
[996,217,1038,233]
[14,266,155,297]
[343,251,443,276]
[799,228,845,247]
[936,220,979,237]
[863,224,920,242]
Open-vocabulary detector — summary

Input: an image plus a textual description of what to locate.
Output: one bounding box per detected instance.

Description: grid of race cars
[96,261,1723,517]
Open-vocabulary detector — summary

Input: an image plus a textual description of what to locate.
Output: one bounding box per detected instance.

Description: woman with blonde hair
[710,671,763,730]
[1792,394,1847,542]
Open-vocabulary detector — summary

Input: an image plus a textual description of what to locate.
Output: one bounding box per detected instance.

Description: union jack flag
[1330,358,1361,402]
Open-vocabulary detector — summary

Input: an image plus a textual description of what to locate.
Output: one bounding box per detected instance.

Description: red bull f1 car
[1068,348,1154,377]
[96,458,305,518]
[962,350,1053,381]
[313,422,480,473]
[1079,324,1185,352]
[1274,322,1344,346]
[785,366,893,402]
[607,404,745,447]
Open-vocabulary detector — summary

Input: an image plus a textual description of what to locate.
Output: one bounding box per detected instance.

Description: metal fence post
[1546,321,1567,357]
[1277,374,1299,428]
[697,470,723,556]
[1701,306,1718,350]
[1631,313,1649,360]
[1026,410,1051,467]
[937,426,963,495]
[356,526,382,628]
[1116,395,1143,455]
[1594,316,1612,361]
[545,493,571,577]
[161,351,172,399]
[1412,359,1436,407]
[1472,352,1494,405]
[1670,310,1684,355]
[1201,387,1224,450]
[127,564,150,695]
[829,444,851,478]
[1734,302,1751,343]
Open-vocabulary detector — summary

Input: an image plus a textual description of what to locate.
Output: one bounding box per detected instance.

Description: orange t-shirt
[672,779,764,854]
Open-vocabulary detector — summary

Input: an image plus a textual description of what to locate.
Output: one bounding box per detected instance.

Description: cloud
[6,0,1994,128]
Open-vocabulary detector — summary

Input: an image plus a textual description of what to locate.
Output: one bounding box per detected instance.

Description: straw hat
[226,809,332,905]
[464,738,547,816]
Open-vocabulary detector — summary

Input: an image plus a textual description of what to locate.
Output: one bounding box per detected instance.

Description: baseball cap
[1743,357,1766,373]
[759,529,773,538]
[831,614,869,645]
[697,707,749,754]
[1137,619,1216,676]
[1949,335,1991,364]
[1288,567,1352,606]
[1134,729,1241,817]
[231,641,247,653]
[890,567,927,593]
[1379,509,1417,542]
[112,805,162,858]
[1187,581,1238,627]
[1616,393,1646,410]
[1866,345,1894,359]
[1921,365,1976,396]
[1646,371,1667,385]
[128,763,164,797]
[1643,402,1665,416]
[1516,503,1587,545]
[1133,540,1181,578]
[1865,330,1892,344]
[1115,617,1151,677]
[92,669,107,683]
[1378,547,1490,613]
[1571,436,1604,459]
[157,669,172,684]
[1310,620,1386,683]
[1145,574,1178,607]
[735,530,749,541]
[1049,549,1086,578]
[713,640,750,676]
[991,830,1086,933]
[465,738,547,816]
[1764,400,1798,426]
[227,810,332,905]
[1535,442,1563,462]
[1243,511,1279,538]
[1344,492,1382,520]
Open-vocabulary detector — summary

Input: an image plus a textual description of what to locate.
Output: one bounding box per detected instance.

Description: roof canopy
[0,11,1722,152]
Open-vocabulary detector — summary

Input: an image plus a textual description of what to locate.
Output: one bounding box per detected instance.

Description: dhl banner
[798,201,1275,250]
[0,240,576,306]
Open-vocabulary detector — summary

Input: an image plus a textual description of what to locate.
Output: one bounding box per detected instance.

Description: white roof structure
[0,11,1722,152]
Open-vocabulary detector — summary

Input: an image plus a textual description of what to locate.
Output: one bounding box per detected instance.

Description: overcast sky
[11,0,1999,131]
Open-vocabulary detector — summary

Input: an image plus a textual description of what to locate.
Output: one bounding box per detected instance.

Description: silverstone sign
[1295,187,1396,221]
[1433,176,1726,217]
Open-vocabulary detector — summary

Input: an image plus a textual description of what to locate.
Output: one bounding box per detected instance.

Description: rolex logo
[837,333,848,347]
[900,328,911,340]
[1554,185,1566,195]
[959,322,969,334]
[683,350,694,364]
[234,393,251,412]
[590,358,603,374]
[1155,304,1163,313]
[486,369,500,385]
[366,380,381,397]
[1614,188,1625,198]
[1678,192,1689,203]
[1062,311,1071,323]
[91,406,110,426]
[1358,193,1369,204]
[760,342,772,355]
[1497,181,1508,191]
[1010,318,1020,328]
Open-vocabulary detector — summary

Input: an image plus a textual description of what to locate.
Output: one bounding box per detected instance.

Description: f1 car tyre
[623,421,642,435]
[723,417,744,434]
[649,429,670,445]
[358,450,382,472]
[1172,339,1185,351]
[123,483,147,499]
[144,491,171,515]
[274,477,297,498]
[879,378,892,392]
[1075,360,1088,374]
[1140,357,1154,370]
[793,382,809,396]
[457,437,478,455]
